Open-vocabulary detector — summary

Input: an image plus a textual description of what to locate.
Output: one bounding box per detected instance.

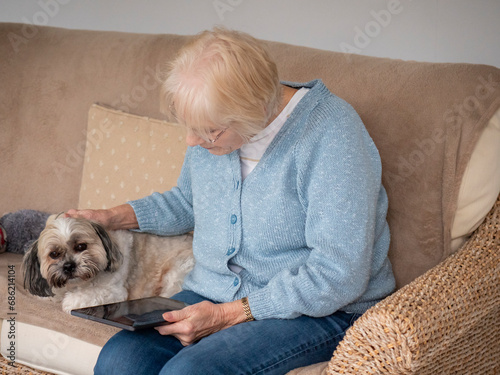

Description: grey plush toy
[0,210,51,254]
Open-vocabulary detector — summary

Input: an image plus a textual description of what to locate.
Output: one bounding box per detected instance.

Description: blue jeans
[94,291,360,375]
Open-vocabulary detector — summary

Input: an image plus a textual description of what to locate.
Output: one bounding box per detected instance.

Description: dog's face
[23,215,122,297]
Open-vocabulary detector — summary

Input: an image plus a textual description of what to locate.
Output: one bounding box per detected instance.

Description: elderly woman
[68,27,395,375]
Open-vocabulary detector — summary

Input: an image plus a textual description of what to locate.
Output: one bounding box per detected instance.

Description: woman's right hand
[65,208,112,226]
[65,204,139,231]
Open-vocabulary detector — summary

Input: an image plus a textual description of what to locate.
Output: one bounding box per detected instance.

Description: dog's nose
[63,262,76,275]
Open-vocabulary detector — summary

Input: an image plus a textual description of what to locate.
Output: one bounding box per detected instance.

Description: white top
[239,88,309,180]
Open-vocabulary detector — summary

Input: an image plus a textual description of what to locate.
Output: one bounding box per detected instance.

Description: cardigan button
[233,277,239,286]
[226,247,236,256]
[231,214,237,224]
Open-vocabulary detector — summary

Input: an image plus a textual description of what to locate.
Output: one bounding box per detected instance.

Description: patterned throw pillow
[78,104,187,209]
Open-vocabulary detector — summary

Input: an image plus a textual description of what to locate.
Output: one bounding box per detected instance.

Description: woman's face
[185,127,245,156]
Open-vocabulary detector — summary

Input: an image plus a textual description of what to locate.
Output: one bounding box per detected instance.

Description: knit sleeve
[247,100,392,320]
[127,147,195,236]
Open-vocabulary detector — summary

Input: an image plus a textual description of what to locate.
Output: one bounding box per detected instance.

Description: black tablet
[70,296,189,331]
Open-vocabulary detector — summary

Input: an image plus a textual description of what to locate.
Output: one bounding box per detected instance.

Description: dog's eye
[49,251,60,259]
[75,243,87,252]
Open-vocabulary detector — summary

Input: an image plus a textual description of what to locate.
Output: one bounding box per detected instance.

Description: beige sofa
[1,23,499,374]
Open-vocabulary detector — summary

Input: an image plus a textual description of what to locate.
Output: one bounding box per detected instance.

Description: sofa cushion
[78,104,187,209]
[451,108,500,250]
[0,320,102,375]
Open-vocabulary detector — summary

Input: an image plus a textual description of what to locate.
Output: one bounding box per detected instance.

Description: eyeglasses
[169,102,227,144]
[208,128,227,143]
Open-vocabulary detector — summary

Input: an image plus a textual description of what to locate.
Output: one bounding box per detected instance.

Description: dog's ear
[91,222,122,272]
[22,240,54,297]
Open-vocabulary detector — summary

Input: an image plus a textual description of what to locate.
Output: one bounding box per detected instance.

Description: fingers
[65,209,92,219]
[155,317,196,346]
[64,209,109,227]
[158,309,190,336]
[65,204,138,231]
[65,209,83,218]
[162,309,184,323]
[155,303,213,346]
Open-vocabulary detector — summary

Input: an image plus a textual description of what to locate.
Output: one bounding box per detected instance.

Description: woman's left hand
[155,300,247,346]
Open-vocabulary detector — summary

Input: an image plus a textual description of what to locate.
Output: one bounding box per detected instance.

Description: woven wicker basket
[328,193,500,374]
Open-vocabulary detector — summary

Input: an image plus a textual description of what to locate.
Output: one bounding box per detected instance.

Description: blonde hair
[161,27,282,142]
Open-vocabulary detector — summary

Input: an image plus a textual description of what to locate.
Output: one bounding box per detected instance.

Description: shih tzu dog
[22,214,194,313]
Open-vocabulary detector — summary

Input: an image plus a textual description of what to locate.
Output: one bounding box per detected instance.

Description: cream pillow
[78,104,187,209]
[451,108,500,251]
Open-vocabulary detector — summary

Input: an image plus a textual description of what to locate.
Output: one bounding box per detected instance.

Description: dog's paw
[61,300,75,314]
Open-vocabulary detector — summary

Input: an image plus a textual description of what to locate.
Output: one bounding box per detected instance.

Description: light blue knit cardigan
[129,80,395,320]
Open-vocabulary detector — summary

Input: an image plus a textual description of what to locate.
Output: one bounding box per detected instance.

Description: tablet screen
[71,296,188,331]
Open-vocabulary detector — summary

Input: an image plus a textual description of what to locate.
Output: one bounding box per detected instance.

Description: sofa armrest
[327,193,500,374]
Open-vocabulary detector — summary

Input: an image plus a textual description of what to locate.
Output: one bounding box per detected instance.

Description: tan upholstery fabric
[78,104,187,209]
[0,23,187,216]
[286,362,328,375]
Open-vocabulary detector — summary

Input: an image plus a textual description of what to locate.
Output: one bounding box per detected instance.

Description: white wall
[1,0,499,68]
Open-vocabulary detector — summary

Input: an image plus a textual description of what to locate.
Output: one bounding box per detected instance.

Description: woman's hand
[65,208,111,225]
[65,204,139,230]
[155,300,248,346]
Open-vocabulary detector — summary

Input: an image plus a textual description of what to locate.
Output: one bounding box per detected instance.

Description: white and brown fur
[22,215,194,313]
